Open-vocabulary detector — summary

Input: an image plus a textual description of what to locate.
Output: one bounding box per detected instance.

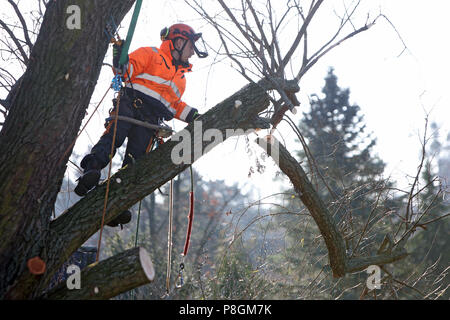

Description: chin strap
[193,36,208,58]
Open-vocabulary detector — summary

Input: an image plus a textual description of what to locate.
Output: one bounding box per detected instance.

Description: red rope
[182,191,195,256]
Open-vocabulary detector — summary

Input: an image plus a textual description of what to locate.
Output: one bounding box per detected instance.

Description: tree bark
[0,0,136,299]
[345,249,408,273]
[43,247,154,300]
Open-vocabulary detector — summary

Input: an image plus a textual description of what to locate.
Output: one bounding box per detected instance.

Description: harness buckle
[133,98,143,109]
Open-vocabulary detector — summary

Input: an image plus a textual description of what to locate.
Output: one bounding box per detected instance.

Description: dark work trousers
[87,90,164,170]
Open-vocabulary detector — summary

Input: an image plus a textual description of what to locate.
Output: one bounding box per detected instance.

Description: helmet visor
[190,33,208,58]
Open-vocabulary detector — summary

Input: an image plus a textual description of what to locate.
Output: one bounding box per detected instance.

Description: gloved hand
[192,111,202,120]
[112,41,128,75]
[186,109,202,123]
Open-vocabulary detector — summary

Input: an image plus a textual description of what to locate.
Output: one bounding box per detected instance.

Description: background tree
[388,123,449,299]
[299,68,385,190]
[297,68,394,249]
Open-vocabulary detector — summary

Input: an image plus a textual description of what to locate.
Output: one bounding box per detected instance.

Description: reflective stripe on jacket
[124,40,196,122]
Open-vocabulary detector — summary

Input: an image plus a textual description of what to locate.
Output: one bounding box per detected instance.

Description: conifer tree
[299,67,385,199]
[274,68,395,298]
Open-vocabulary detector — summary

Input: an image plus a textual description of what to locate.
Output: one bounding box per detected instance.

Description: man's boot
[74,154,101,197]
[106,210,132,228]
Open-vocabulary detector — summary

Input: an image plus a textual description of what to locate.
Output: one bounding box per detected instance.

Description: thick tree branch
[345,249,408,274]
[256,135,347,277]
[42,247,154,300]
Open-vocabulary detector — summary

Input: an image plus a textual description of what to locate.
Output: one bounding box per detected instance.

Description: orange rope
[96,93,121,262]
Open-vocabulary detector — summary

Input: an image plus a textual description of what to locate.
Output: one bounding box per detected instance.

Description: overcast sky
[3,0,449,199]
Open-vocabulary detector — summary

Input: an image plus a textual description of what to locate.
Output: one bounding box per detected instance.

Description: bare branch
[280,0,323,71]
[297,21,376,81]
[0,18,29,65]
[7,0,33,52]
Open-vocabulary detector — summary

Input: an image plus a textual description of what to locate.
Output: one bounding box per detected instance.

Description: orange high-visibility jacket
[123,40,196,122]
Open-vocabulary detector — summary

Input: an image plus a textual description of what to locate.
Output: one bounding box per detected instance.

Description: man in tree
[74,23,207,227]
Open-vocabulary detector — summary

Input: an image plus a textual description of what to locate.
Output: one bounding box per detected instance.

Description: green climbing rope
[119,0,143,65]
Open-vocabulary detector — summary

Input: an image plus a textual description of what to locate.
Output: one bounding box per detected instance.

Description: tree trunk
[0,0,135,299]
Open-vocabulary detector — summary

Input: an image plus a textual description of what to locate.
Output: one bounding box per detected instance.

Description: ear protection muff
[160,27,169,41]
